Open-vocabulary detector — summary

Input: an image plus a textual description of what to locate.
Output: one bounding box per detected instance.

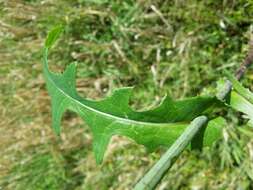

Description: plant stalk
[133,116,208,190]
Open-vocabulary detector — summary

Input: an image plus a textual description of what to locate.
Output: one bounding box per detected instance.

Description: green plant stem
[216,80,232,101]
[134,116,208,190]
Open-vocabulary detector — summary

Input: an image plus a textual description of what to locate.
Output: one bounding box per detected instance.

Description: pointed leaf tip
[53,124,61,136]
[108,87,134,103]
[45,26,64,49]
[63,63,77,76]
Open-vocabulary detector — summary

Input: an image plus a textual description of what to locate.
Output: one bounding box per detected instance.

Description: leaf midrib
[44,50,186,127]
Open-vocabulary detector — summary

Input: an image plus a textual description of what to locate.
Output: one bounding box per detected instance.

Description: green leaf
[202,117,226,146]
[230,91,253,119]
[45,26,64,49]
[43,29,222,164]
[226,71,253,120]
[225,71,253,104]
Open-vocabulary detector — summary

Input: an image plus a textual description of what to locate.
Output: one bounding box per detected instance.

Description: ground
[1,0,253,189]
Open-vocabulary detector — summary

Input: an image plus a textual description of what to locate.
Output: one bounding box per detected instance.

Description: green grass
[1,0,253,189]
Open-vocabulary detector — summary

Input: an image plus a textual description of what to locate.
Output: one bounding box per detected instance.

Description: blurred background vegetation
[1,0,253,189]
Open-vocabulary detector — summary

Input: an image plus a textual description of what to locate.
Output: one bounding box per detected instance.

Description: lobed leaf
[43,27,224,164]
